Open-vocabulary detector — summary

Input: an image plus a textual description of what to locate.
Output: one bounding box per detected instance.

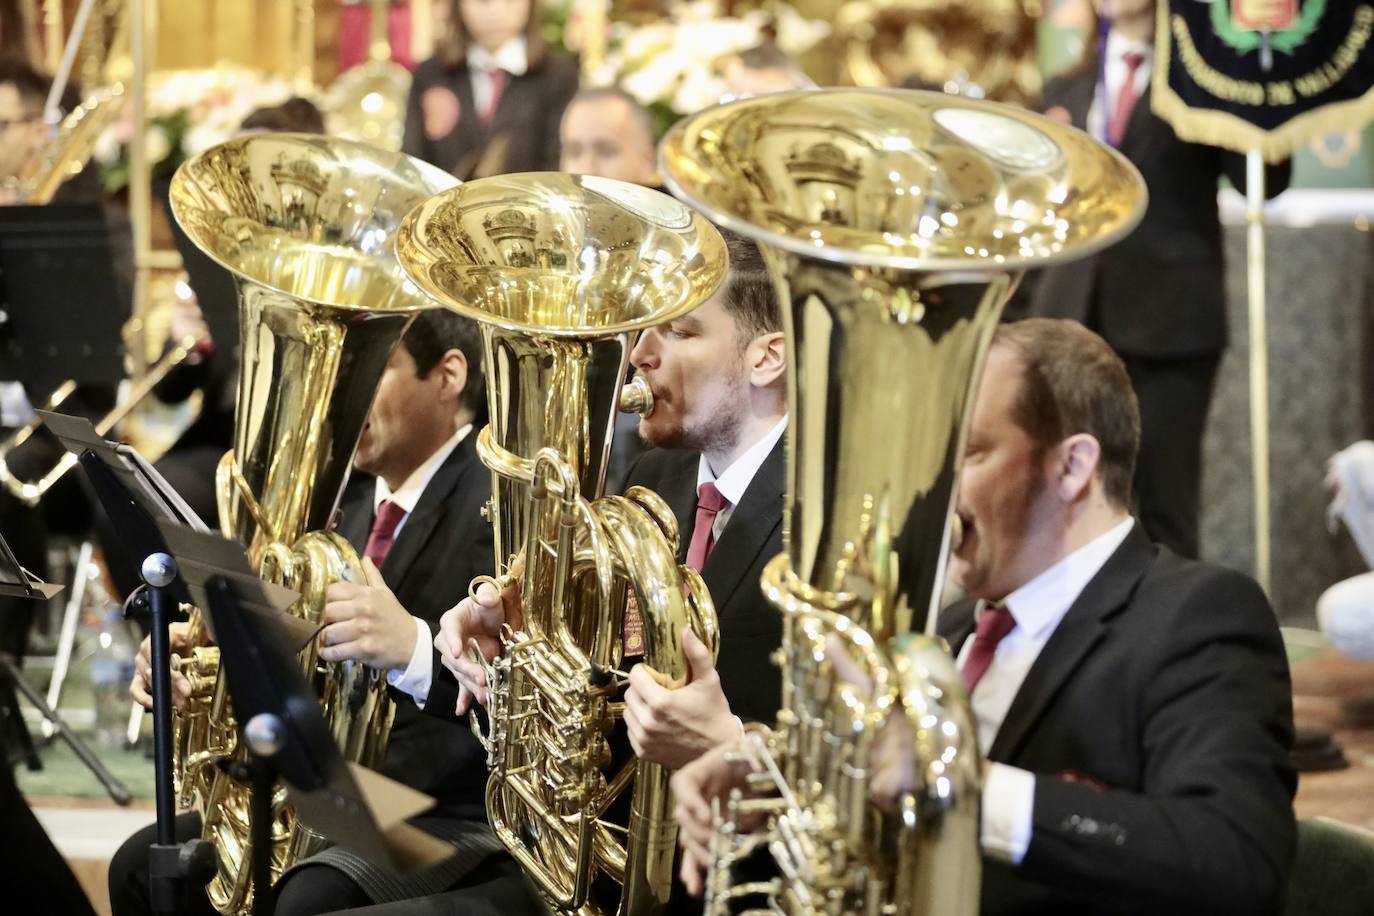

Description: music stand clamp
[125,553,215,916]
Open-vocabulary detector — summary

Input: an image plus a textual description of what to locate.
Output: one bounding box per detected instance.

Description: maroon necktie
[685,483,728,572]
[481,69,507,125]
[961,604,1017,695]
[362,500,407,567]
[1107,51,1147,146]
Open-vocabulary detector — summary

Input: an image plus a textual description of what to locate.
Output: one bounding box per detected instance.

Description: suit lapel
[1060,69,1097,131]
[701,439,786,611]
[380,437,480,588]
[334,477,375,555]
[1119,84,1153,151]
[987,523,1156,762]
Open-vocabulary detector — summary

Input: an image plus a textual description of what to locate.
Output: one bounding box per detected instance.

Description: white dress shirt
[959,516,1134,864]
[466,38,527,119]
[379,423,472,706]
[695,416,787,540]
[1086,30,1155,143]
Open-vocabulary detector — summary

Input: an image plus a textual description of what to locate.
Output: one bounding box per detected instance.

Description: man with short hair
[558,87,658,188]
[111,311,524,916]
[674,318,1296,914]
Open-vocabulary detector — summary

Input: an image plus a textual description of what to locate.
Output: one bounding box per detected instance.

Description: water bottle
[91,606,136,747]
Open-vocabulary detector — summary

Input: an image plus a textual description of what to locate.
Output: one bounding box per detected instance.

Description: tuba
[168,133,459,915]
[396,173,726,915]
[659,89,1147,915]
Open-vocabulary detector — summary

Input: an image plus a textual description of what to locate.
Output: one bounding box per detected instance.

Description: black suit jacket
[621,442,786,726]
[1024,68,1289,358]
[402,53,579,178]
[938,523,1296,914]
[335,433,494,817]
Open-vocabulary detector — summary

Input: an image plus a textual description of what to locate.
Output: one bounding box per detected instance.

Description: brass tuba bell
[168,132,459,915]
[396,173,727,915]
[660,88,1147,915]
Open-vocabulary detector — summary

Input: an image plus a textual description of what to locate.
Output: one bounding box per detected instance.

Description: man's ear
[748,331,786,389]
[1054,433,1102,503]
[439,348,468,405]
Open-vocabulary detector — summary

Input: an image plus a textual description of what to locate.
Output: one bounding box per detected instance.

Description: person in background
[558,86,659,189]
[1019,0,1290,559]
[403,0,578,178]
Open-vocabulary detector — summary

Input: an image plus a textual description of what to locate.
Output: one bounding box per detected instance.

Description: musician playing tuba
[430,227,790,912]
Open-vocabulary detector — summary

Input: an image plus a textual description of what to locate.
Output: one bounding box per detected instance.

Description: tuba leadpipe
[396,173,727,915]
[660,88,1147,916]
[168,132,459,915]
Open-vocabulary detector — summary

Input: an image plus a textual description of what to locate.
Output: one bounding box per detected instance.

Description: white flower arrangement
[94,66,299,193]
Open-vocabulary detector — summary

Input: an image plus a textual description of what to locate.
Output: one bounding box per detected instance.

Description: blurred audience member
[403,0,577,177]
[559,87,658,187]
[1320,441,1374,663]
[239,95,327,134]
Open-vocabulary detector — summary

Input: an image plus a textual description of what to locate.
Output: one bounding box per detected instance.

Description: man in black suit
[675,318,1295,913]
[111,311,523,916]
[1023,0,1289,559]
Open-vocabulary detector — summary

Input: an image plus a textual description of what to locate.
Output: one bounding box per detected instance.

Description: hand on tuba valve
[434,552,525,714]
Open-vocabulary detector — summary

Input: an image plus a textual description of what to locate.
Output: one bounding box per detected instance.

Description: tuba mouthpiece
[620,376,655,417]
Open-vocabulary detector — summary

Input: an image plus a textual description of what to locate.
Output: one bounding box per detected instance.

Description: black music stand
[0,205,127,397]
[158,522,454,916]
[0,527,132,803]
[38,410,215,914]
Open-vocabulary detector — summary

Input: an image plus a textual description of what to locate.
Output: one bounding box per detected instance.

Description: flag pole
[1245,148,1271,597]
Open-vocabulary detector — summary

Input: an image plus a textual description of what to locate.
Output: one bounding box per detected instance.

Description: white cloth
[1318,441,1374,660]
[0,381,33,427]
[466,38,527,118]
[695,415,787,540]
[377,424,472,705]
[956,516,1134,864]
[1326,440,1374,568]
[1086,30,1155,143]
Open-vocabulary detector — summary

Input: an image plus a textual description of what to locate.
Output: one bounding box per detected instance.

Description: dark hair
[716,227,781,346]
[564,86,653,144]
[992,318,1140,508]
[437,0,546,70]
[401,310,487,422]
[239,97,326,134]
[0,55,79,116]
[736,41,794,72]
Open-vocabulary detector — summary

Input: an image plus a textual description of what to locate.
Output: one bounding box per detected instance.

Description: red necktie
[960,604,1017,695]
[362,500,407,567]
[685,483,728,572]
[1107,51,1147,146]
[481,69,507,125]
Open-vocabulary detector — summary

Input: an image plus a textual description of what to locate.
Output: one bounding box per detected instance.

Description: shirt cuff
[981,763,1035,865]
[386,617,434,708]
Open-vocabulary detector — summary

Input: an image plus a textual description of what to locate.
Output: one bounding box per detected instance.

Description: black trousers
[109,812,538,916]
[1123,352,1222,560]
